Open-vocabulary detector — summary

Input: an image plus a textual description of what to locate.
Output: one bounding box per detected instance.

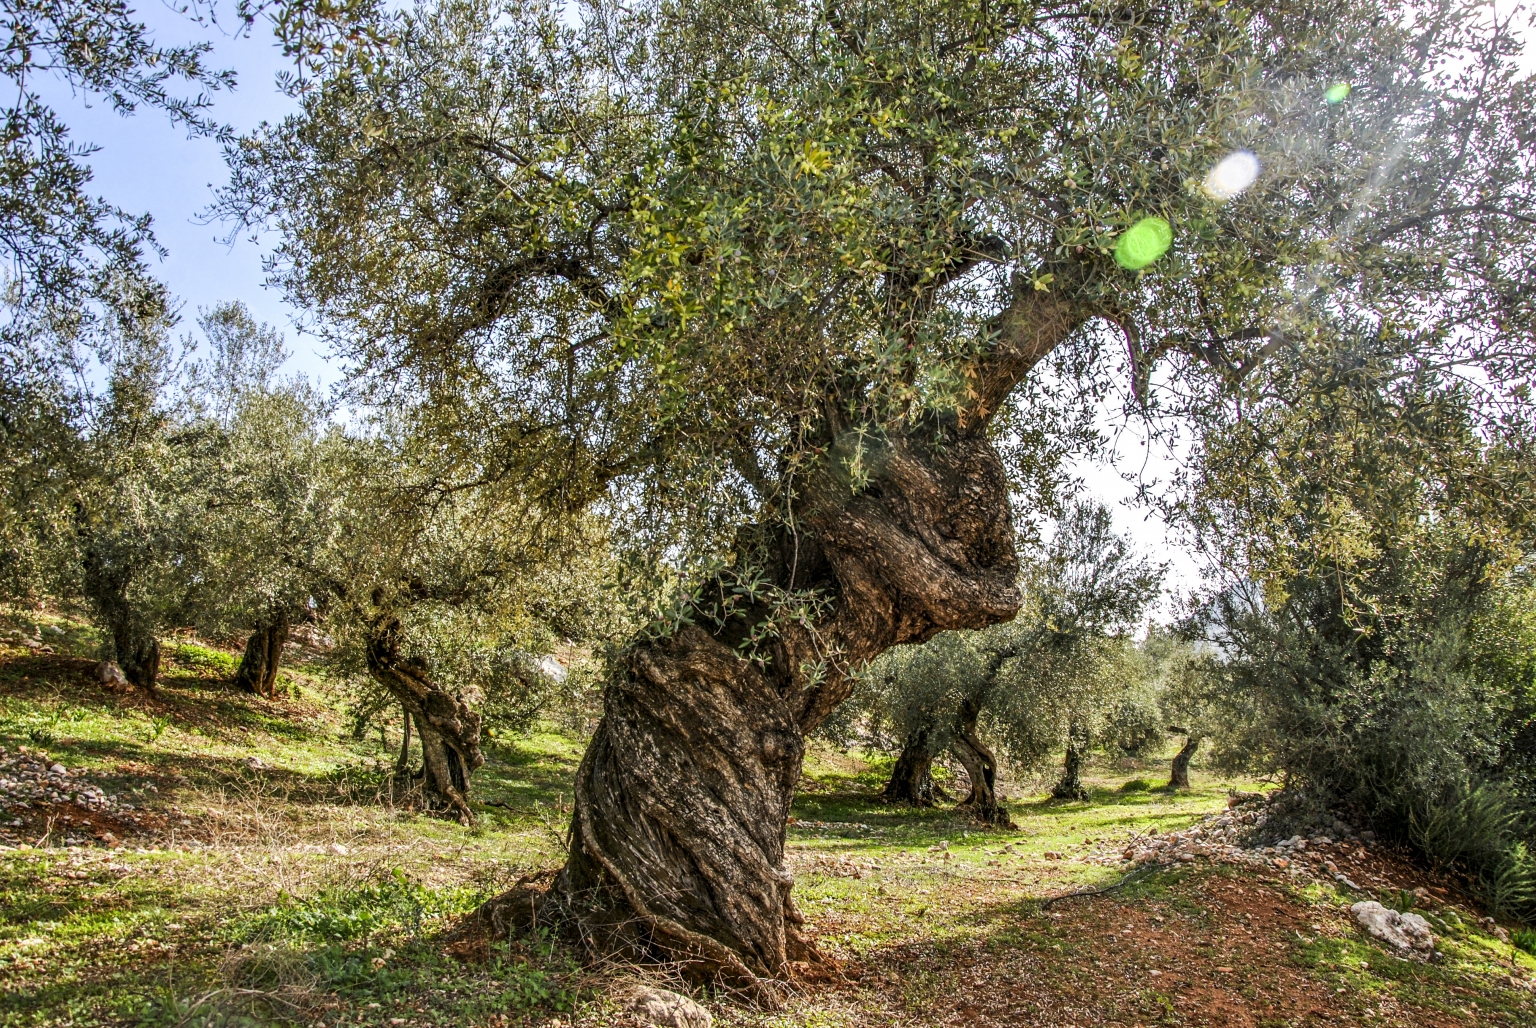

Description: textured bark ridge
[234,619,289,697]
[366,617,485,823]
[479,288,1084,996]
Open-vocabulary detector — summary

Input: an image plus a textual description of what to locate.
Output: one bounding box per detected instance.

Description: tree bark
[81,548,160,692]
[882,728,941,806]
[1168,732,1201,789]
[366,616,484,823]
[479,286,1084,997]
[951,696,1013,826]
[396,708,414,778]
[1052,735,1089,801]
[114,626,161,693]
[234,619,289,697]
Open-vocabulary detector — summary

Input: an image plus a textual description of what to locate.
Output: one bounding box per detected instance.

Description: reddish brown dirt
[782,858,1532,1028]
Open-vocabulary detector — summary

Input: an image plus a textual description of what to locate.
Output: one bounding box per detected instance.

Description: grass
[2,608,1534,1027]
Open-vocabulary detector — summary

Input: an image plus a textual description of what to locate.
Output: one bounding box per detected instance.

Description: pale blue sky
[42,5,312,374]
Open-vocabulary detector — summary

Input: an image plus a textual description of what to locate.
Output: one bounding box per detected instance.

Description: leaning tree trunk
[951,697,1013,826]
[1168,731,1201,789]
[1052,735,1090,801]
[366,616,484,823]
[395,708,414,778]
[234,618,289,697]
[882,728,942,806]
[477,282,1083,999]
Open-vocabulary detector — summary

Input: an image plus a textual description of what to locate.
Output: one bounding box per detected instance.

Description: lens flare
[1114,216,1173,270]
[1326,82,1351,104]
[1202,150,1260,201]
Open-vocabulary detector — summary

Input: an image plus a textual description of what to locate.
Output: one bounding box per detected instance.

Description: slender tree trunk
[366,616,484,823]
[1052,735,1089,801]
[234,619,289,697]
[478,286,1083,998]
[1168,733,1201,789]
[951,697,1013,826]
[396,708,414,777]
[882,728,940,806]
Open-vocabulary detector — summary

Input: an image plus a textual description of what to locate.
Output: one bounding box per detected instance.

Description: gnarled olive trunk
[882,728,942,806]
[951,697,1013,826]
[82,549,160,692]
[1052,735,1089,801]
[234,619,289,697]
[114,627,161,693]
[1168,731,1201,789]
[366,616,484,823]
[479,286,1082,997]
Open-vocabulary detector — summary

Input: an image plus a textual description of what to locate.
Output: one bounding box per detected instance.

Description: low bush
[173,643,238,676]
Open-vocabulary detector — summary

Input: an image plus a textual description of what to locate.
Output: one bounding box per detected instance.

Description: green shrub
[173,643,237,676]
[1513,926,1536,956]
[1120,778,1152,793]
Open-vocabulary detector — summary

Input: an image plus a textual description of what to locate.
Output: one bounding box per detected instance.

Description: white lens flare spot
[1202,150,1260,201]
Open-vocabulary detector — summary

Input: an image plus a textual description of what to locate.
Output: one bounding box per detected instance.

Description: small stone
[329,843,349,855]
[612,985,712,1028]
[49,764,66,775]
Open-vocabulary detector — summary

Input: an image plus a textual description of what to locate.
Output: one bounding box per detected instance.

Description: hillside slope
[1,616,1533,1028]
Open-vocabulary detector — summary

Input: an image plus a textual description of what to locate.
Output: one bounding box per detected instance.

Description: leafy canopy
[222,0,1536,575]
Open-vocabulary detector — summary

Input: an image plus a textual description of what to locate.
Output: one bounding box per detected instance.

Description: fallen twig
[1040,864,1161,909]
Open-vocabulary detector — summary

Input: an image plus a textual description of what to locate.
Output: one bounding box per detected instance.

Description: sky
[49,1,1535,611]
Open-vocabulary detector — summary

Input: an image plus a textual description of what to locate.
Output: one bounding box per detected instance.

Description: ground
[1,609,1533,1028]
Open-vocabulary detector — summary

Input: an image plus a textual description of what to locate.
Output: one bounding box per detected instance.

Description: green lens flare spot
[1114,217,1172,271]
[1326,82,1351,104]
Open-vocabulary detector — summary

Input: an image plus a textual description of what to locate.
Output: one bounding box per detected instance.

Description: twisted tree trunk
[114,627,161,694]
[366,616,484,823]
[1168,730,1201,789]
[951,696,1013,826]
[882,728,942,806]
[479,284,1082,998]
[1052,735,1090,801]
[234,618,289,697]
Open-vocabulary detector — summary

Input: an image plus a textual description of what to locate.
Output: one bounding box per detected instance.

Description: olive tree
[221,0,1536,993]
[181,302,348,697]
[868,499,1161,819]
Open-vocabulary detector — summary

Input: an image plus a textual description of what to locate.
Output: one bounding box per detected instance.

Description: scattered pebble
[0,749,133,815]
